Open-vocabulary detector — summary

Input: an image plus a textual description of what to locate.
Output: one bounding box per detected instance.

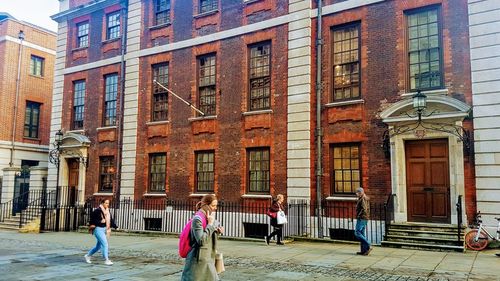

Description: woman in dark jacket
[265,194,285,245]
[84,199,117,265]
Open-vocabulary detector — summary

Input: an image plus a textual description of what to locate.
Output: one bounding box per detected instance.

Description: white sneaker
[84,254,91,264]
[104,259,113,266]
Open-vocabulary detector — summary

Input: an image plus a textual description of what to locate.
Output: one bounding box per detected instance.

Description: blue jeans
[87,227,109,260]
[355,219,370,253]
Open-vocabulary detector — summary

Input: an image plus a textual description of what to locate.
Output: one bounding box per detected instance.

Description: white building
[468,0,500,230]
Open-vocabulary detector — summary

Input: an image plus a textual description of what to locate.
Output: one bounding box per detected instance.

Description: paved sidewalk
[0,230,498,280]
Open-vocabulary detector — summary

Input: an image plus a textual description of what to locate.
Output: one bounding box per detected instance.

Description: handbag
[277,210,287,225]
[266,209,277,219]
[89,224,96,234]
[215,252,225,274]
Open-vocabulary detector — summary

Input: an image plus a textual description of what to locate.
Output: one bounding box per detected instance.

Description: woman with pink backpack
[181,194,224,281]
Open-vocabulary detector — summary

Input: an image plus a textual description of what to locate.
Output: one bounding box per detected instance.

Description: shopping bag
[215,252,225,274]
[277,210,287,224]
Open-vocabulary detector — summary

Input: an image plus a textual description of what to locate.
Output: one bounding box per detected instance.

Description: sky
[0,0,59,32]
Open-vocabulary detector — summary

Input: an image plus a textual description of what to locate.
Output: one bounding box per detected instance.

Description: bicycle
[465,212,500,251]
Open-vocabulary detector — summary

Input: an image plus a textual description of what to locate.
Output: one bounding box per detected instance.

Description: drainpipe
[10,30,25,167]
[315,0,324,238]
[115,0,128,200]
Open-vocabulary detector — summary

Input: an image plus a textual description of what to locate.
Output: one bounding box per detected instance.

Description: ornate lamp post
[48,129,63,230]
[412,90,427,122]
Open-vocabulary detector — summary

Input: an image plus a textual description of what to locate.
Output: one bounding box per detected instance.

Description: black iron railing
[79,197,387,244]
[0,189,45,223]
[383,193,395,239]
[456,195,463,245]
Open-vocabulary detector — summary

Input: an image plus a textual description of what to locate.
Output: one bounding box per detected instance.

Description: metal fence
[80,197,388,245]
[0,186,390,245]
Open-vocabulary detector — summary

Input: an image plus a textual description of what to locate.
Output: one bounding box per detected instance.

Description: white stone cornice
[0,36,56,55]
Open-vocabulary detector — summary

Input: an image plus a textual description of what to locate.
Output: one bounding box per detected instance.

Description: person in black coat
[265,194,285,245]
[84,199,118,265]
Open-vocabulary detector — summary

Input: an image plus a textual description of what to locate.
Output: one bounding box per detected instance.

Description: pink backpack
[179,211,207,258]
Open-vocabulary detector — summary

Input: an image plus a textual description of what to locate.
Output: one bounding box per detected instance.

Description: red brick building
[0,13,55,204]
[50,0,474,235]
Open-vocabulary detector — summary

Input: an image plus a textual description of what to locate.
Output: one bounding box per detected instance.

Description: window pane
[248,148,270,193]
[198,55,216,116]
[249,43,271,111]
[332,25,360,101]
[24,102,41,138]
[100,156,115,192]
[104,74,118,126]
[107,12,120,39]
[331,144,361,194]
[196,151,215,192]
[152,63,169,121]
[73,80,86,129]
[77,22,89,47]
[407,8,442,90]
[200,0,218,13]
[149,154,166,192]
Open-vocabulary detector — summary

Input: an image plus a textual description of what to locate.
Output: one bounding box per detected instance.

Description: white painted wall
[469,0,500,230]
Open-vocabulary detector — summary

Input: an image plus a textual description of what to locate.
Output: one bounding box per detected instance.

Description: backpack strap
[189,211,208,247]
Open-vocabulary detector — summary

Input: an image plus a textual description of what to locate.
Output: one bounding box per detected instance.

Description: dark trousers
[268,224,283,243]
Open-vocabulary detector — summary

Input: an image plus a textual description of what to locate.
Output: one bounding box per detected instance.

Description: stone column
[29,166,48,202]
[1,167,20,203]
[287,0,313,202]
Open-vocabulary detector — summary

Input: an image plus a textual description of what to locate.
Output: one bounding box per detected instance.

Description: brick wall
[0,19,55,146]
[311,0,474,205]
[133,24,289,202]
[62,63,121,196]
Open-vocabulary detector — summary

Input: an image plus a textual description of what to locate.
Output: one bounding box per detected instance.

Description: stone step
[387,229,464,239]
[0,221,20,228]
[381,240,465,252]
[385,234,462,246]
[389,223,465,233]
[0,224,19,231]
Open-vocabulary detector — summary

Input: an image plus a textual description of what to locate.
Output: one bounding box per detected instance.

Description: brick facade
[51,0,475,222]
[0,17,55,169]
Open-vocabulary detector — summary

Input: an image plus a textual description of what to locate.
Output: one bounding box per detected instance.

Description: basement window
[243,222,268,239]
[144,218,162,231]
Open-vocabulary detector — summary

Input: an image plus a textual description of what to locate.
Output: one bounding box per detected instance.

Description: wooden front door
[68,159,79,206]
[405,139,450,223]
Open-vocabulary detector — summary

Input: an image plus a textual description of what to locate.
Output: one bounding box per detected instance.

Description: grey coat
[181,215,219,281]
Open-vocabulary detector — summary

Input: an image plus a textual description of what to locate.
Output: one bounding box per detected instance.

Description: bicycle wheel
[465,229,488,251]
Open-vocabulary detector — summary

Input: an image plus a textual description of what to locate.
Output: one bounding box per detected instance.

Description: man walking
[355,187,372,255]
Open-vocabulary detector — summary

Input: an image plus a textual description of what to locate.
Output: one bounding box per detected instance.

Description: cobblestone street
[0,231,498,281]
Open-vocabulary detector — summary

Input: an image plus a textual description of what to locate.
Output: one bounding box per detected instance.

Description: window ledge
[326,196,357,202]
[102,37,121,44]
[146,120,170,126]
[28,74,44,79]
[401,88,448,97]
[143,193,167,197]
[23,137,40,141]
[194,10,219,19]
[188,115,217,122]
[242,194,272,199]
[96,126,117,131]
[149,22,171,30]
[72,46,88,52]
[189,193,211,197]
[67,129,85,134]
[93,192,114,196]
[242,109,273,116]
[324,99,364,108]
[244,0,264,4]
